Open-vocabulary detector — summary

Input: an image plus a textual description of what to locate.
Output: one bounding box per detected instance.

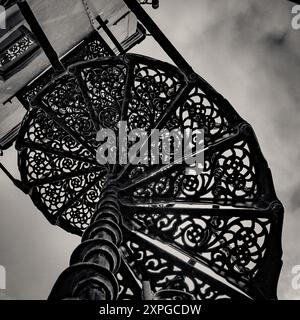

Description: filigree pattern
[82,39,113,61]
[78,62,127,132]
[117,273,136,300]
[17,32,113,109]
[16,54,283,299]
[116,261,142,300]
[19,148,100,184]
[18,73,54,109]
[127,140,257,203]
[17,108,94,161]
[32,171,104,221]
[125,211,271,281]
[127,63,184,130]
[36,74,98,148]
[122,231,238,300]
[164,86,230,141]
[59,179,106,232]
[17,108,106,233]
[0,35,34,67]
[121,82,236,184]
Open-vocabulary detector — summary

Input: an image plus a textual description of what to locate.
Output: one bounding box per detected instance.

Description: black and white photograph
[0,0,299,316]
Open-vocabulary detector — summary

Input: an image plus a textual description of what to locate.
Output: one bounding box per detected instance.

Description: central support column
[48,187,122,300]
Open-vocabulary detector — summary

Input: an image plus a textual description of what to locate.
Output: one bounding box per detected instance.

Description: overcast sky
[0,0,299,299]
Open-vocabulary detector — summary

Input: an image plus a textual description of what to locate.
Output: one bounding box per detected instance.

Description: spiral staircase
[0,0,284,300]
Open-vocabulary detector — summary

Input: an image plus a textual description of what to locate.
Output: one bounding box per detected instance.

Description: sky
[0,0,300,299]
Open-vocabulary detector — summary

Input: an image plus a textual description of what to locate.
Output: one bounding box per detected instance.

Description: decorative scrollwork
[164,86,230,140]
[19,148,99,183]
[116,260,142,300]
[60,179,106,232]
[37,74,98,148]
[127,63,184,130]
[17,108,94,161]
[16,53,283,299]
[125,210,271,281]
[0,35,35,67]
[121,80,237,185]
[82,39,113,61]
[116,272,136,300]
[17,107,107,233]
[79,62,127,132]
[127,140,257,203]
[17,32,113,109]
[122,231,237,300]
[32,172,105,224]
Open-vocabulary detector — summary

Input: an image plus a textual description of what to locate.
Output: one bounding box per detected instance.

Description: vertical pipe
[48,186,122,300]
[96,15,125,55]
[17,0,65,73]
[123,0,194,77]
